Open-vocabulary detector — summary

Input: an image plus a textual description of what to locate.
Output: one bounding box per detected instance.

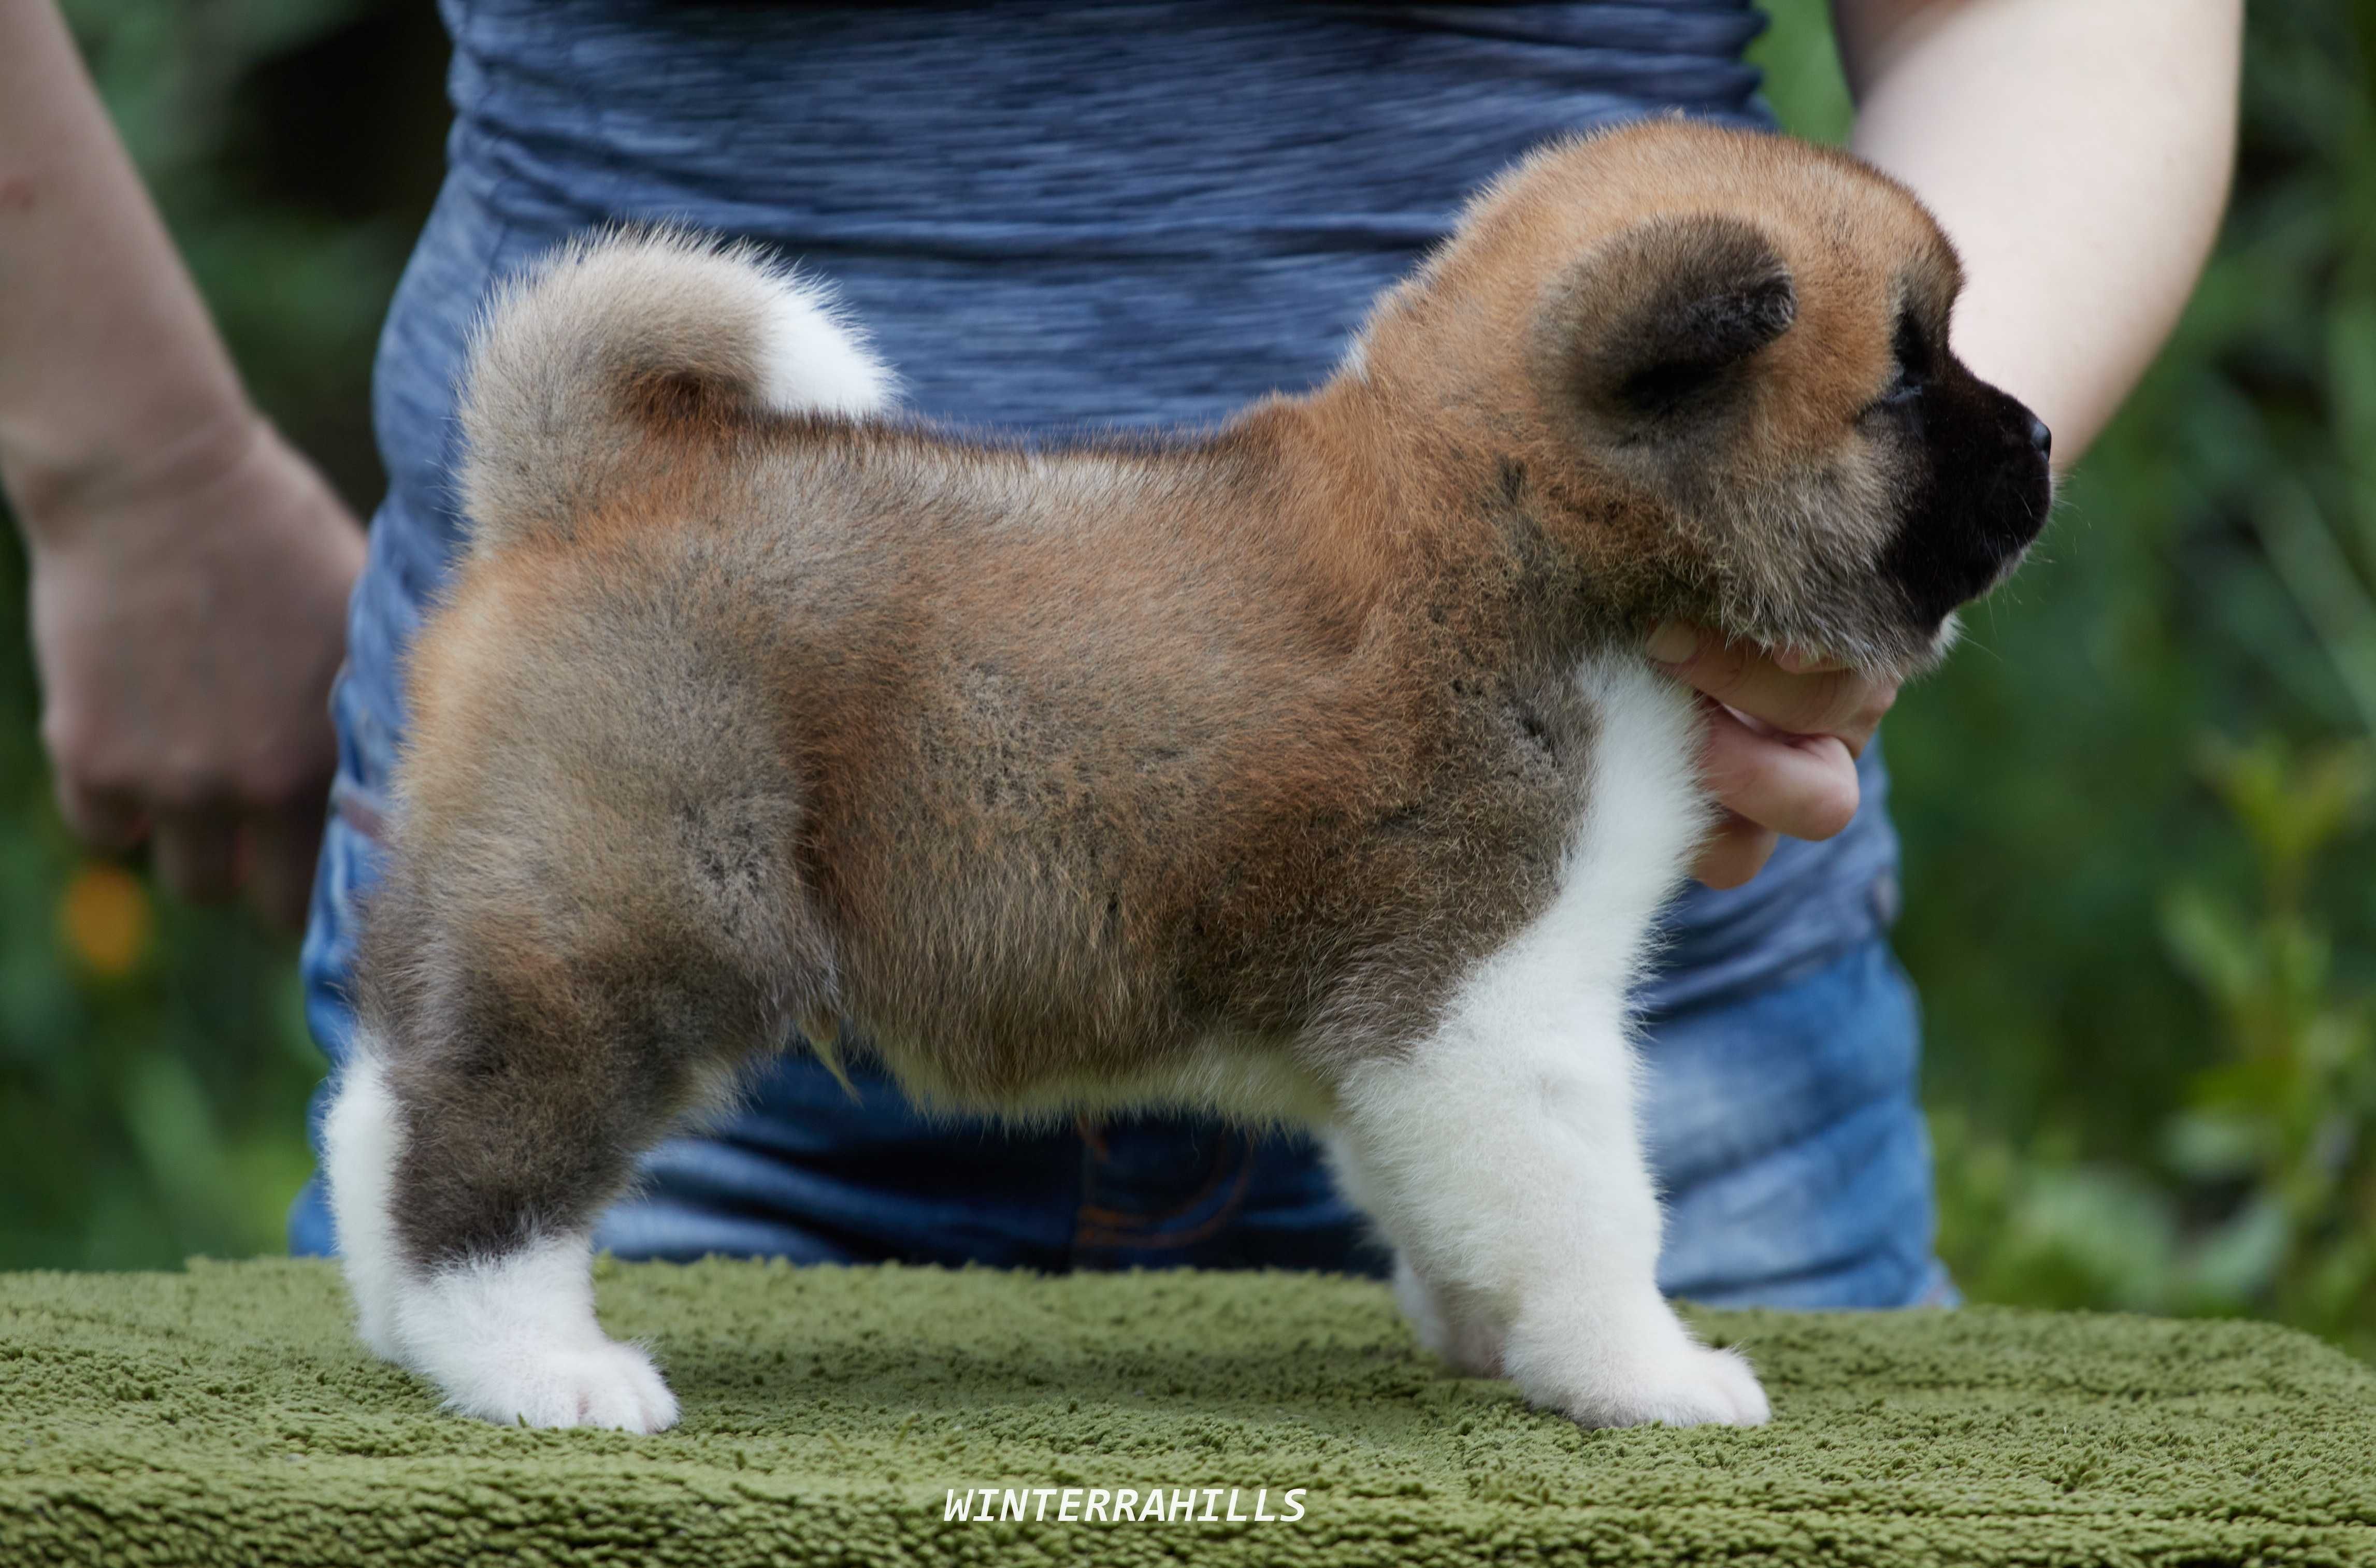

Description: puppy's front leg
[1322,1133,1504,1376]
[1332,989,1768,1429]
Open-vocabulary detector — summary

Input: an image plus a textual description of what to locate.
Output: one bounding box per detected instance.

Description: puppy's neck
[1250,372,1665,660]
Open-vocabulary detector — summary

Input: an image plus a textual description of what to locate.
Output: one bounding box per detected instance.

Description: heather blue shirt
[348,0,1899,1017]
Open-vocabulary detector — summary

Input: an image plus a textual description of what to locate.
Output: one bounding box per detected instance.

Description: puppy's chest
[1157,647,1693,1060]
[1399,652,1600,882]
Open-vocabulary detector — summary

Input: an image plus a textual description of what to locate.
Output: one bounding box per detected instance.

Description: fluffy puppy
[325,119,2051,1434]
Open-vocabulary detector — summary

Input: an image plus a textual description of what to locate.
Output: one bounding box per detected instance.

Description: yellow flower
[60,863,153,979]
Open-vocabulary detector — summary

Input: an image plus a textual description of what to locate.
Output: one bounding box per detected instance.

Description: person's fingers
[241,800,328,933]
[54,777,149,853]
[1647,622,1897,752]
[150,808,241,903]
[1692,810,1779,890]
[1699,701,1862,842]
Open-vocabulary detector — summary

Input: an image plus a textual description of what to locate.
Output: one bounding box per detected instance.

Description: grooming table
[3,1258,2370,1564]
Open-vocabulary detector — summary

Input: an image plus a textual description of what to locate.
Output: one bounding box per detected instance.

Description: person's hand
[1645,622,1902,891]
[20,414,366,931]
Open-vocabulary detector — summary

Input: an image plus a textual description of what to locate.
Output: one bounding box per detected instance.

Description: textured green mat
[3,1259,2372,1566]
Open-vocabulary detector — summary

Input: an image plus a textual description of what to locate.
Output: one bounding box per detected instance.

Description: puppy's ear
[1537,214,1796,425]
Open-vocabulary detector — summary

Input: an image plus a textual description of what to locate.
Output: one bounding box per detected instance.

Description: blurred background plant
[1761,0,2376,1356]
[1,0,2368,1355]
[0,0,444,1267]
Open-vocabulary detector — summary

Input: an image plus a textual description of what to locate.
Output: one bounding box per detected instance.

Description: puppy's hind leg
[326,767,829,1431]
[332,896,811,1431]
[329,992,678,1432]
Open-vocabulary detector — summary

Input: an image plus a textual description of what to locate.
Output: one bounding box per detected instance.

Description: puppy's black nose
[2028,416,2052,460]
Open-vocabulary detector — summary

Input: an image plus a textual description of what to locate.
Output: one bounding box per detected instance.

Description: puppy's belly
[867,1026,1338,1128]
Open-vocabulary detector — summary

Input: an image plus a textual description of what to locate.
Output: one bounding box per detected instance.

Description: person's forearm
[1836,0,2241,467]
[0,0,258,533]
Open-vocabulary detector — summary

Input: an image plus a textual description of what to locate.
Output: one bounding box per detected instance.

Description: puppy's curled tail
[456,228,896,554]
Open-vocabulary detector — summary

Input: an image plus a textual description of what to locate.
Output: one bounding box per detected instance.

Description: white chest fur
[1556,655,1719,995]
[1322,655,1766,1428]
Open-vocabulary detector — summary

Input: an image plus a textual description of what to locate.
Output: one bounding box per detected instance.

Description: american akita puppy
[325,119,2051,1433]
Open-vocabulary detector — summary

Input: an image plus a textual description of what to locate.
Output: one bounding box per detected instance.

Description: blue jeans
[290,699,1951,1308]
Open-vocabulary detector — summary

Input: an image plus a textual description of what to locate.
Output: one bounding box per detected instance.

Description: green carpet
[3,1258,2372,1565]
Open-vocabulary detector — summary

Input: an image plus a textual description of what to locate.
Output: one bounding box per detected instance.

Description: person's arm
[1838,0,2240,461]
[0,0,366,929]
[1659,0,2241,888]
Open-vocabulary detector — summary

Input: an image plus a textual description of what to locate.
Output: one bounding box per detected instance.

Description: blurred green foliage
[0,0,2368,1354]
[0,0,443,1267]
[1758,0,2376,1356]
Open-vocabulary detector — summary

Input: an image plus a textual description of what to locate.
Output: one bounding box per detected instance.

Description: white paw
[1507,1314,1771,1429]
[1667,1342,1771,1427]
[437,1335,681,1432]
[382,1233,680,1431]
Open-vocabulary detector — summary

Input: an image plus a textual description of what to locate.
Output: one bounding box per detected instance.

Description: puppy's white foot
[388,1232,680,1431]
[434,1335,681,1432]
[1507,1311,1770,1429]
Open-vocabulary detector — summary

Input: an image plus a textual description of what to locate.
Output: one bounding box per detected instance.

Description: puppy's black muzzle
[1881,373,2054,629]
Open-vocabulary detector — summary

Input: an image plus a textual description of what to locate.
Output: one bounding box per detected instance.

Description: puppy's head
[1349,119,2052,673]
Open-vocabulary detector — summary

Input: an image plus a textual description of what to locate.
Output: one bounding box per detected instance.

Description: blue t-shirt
[347,0,1898,1016]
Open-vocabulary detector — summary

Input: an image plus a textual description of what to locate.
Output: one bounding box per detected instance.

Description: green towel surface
[3,1258,2371,1566]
